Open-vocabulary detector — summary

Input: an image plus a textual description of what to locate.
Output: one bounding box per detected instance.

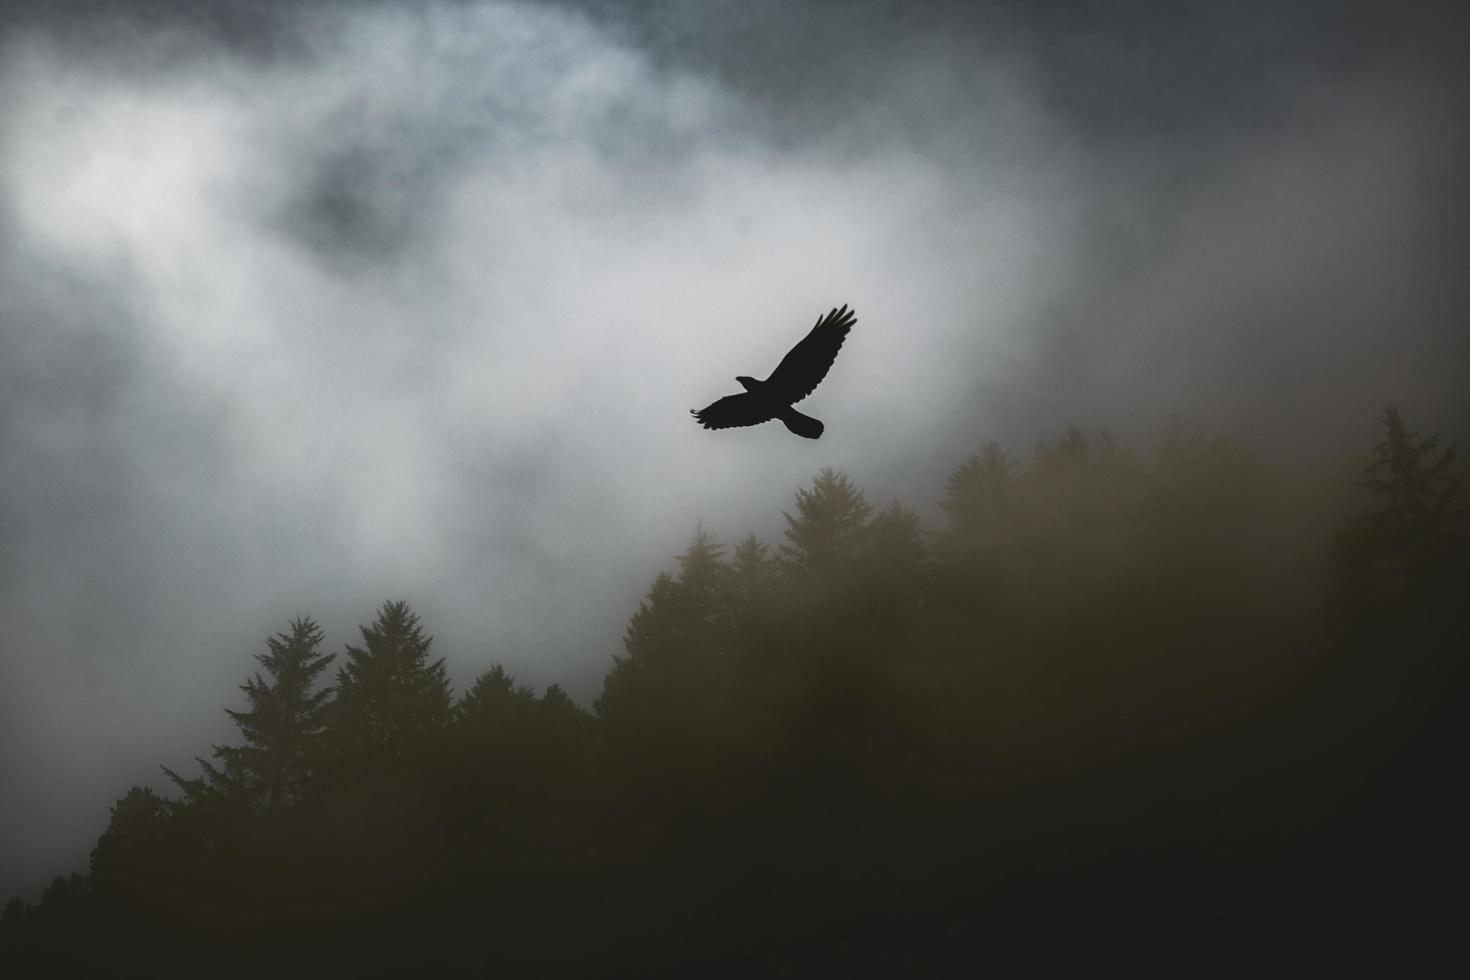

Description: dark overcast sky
[1,0,1466,898]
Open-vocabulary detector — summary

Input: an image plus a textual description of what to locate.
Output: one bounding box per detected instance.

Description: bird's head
[735,375,760,392]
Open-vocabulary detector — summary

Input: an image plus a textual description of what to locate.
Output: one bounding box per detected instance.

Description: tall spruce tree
[1360,407,1462,567]
[455,664,538,740]
[1334,408,1464,615]
[940,440,1015,542]
[779,468,873,573]
[89,787,173,903]
[595,530,728,734]
[164,618,334,817]
[863,499,927,600]
[453,668,591,781]
[725,534,774,641]
[222,618,333,812]
[331,600,451,761]
[728,534,773,608]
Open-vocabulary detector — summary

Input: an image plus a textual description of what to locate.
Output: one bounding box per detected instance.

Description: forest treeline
[1,409,1463,974]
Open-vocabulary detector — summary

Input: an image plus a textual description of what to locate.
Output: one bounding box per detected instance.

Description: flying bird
[691,304,856,439]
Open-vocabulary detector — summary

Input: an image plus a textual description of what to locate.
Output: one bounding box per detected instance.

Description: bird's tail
[777,407,824,439]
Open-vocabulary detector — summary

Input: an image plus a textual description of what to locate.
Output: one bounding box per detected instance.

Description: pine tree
[1335,408,1464,610]
[863,499,927,599]
[940,440,1014,540]
[536,683,590,736]
[88,788,172,903]
[228,619,333,811]
[1359,407,1462,566]
[454,669,591,787]
[532,684,593,767]
[674,525,727,645]
[456,663,538,739]
[779,468,873,574]
[164,618,334,818]
[725,534,774,637]
[1037,424,1090,481]
[0,895,24,935]
[331,600,451,761]
[595,530,729,733]
[451,664,544,812]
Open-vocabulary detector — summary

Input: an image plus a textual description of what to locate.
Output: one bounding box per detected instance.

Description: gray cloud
[1,0,1464,898]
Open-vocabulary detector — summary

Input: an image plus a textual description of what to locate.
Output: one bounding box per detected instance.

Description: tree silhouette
[940,440,1015,542]
[88,787,172,902]
[449,664,591,851]
[1359,407,1462,574]
[456,663,538,737]
[1032,423,1091,492]
[779,467,873,573]
[724,533,774,644]
[6,413,1465,974]
[595,529,729,741]
[88,785,201,953]
[862,499,927,605]
[534,683,591,750]
[166,618,334,819]
[331,600,450,762]
[0,897,23,937]
[1334,408,1464,615]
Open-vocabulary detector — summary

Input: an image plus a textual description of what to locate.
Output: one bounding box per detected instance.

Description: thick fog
[1,0,1464,897]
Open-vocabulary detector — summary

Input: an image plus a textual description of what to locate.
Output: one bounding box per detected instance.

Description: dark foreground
[3,410,1463,976]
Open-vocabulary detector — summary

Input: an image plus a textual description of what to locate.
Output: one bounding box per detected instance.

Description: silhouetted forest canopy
[2,409,1464,974]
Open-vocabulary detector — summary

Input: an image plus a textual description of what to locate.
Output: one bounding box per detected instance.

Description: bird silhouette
[691,304,856,439]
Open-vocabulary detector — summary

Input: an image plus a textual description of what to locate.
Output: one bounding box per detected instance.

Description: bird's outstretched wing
[691,393,775,430]
[763,304,856,404]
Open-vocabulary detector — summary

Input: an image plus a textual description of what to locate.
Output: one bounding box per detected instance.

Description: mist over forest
[3,411,1465,972]
[1,0,1466,972]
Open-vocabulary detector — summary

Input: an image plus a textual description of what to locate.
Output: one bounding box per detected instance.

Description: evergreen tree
[88,788,174,904]
[451,665,585,821]
[725,533,774,639]
[199,620,333,813]
[1334,408,1464,615]
[779,468,873,573]
[164,618,334,820]
[595,530,728,735]
[224,618,334,812]
[531,684,593,772]
[727,534,773,608]
[863,499,927,597]
[1358,407,1462,570]
[455,663,538,740]
[1033,423,1091,487]
[0,896,24,935]
[852,499,929,665]
[13,873,93,959]
[674,525,727,647]
[160,753,246,830]
[456,672,591,775]
[536,683,591,740]
[940,440,1015,541]
[331,600,451,761]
